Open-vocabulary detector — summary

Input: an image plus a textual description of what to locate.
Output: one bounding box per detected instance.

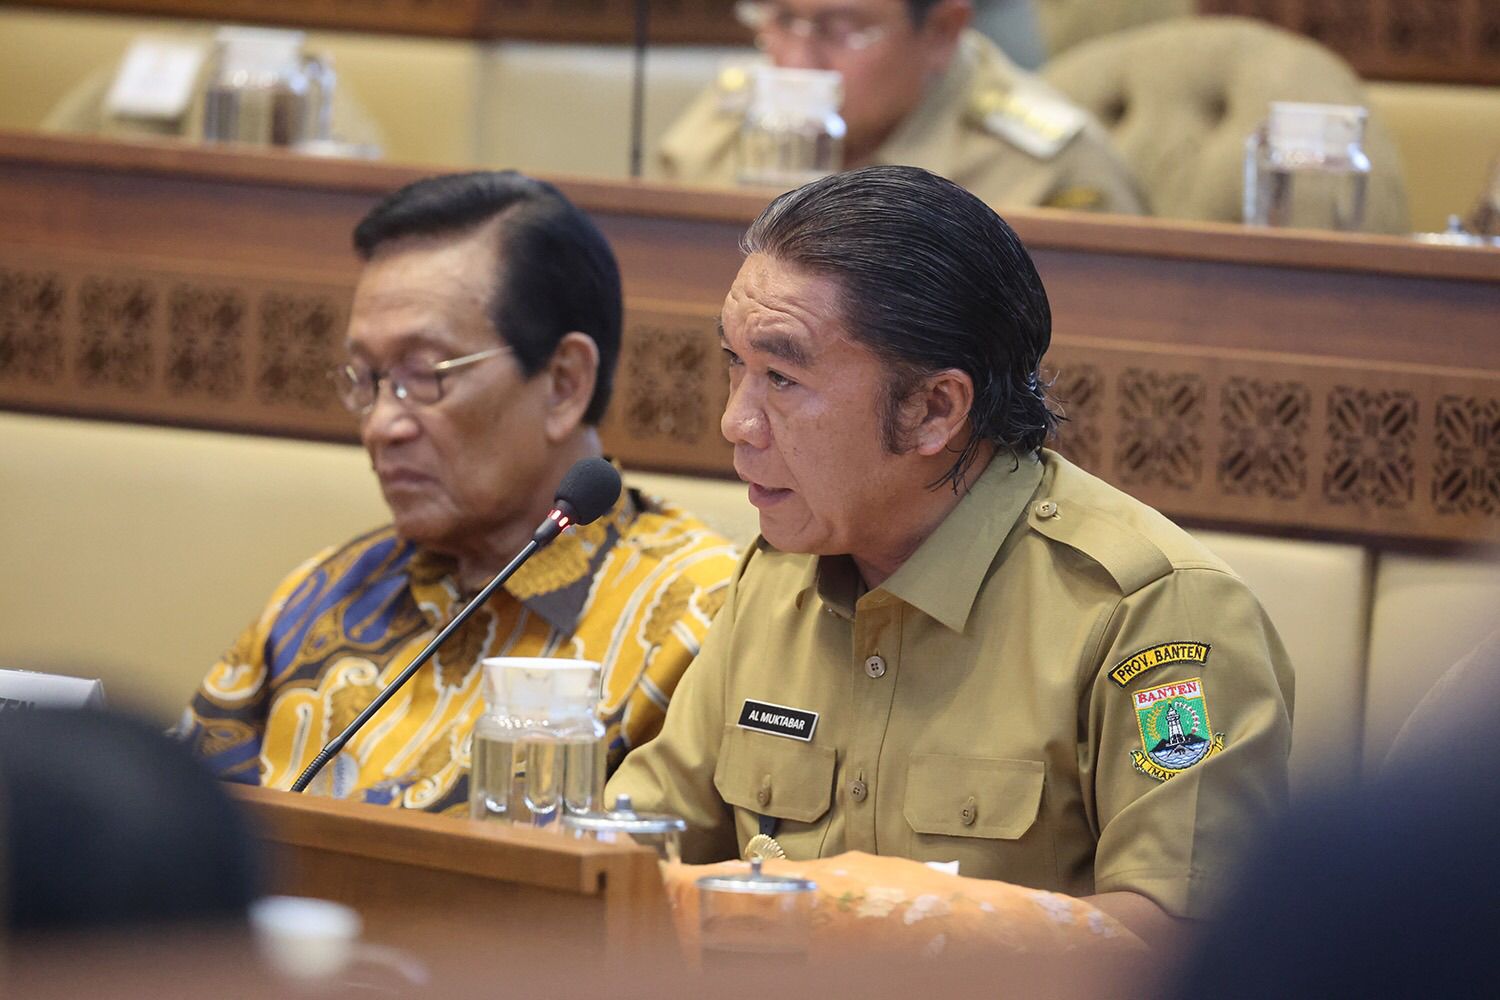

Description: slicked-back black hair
[353,171,622,425]
[742,165,1057,490]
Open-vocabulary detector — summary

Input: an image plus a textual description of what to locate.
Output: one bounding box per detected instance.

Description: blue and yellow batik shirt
[179,486,738,813]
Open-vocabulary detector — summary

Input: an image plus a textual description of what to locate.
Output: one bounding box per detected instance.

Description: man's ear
[542,332,600,443]
[921,0,973,72]
[910,368,975,457]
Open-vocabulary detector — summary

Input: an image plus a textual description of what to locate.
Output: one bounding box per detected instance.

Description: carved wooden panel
[1045,337,1500,543]
[0,268,67,385]
[2,134,1498,548]
[165,284,247,398]
[1433,394,1500,516]
[1219,377,1309,501]
[18,0,747,44]
[1199,0,1500,85]
[0,254,351,441]
[601,301,731,475]
[9,240,1496,544]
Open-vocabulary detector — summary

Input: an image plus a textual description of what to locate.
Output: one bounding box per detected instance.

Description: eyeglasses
[734,1,890,52]
[331,346,509,415]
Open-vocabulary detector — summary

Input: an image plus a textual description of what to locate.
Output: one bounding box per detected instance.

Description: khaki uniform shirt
[608,449,1293,919]
[656,31,1146,215]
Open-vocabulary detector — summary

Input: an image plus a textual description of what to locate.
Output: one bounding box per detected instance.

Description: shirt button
[864,655,887,679]
[960,795,977,826]
[1034,499,1059,519]
[849,779,868,802]
[757,775,772,808]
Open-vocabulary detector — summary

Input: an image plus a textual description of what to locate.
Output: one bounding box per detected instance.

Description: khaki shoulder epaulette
[966,81,1087,161]
[1027,497,1172,596]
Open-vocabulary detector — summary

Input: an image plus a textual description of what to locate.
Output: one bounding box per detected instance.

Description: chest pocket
[903,754,1052,883]
[714,727,836,855]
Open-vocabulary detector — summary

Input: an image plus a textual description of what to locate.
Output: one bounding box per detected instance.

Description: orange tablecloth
[662,852,1147,962]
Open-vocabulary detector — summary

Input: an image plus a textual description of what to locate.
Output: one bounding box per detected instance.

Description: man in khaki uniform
[657,0,1145,214]
[607,165,1291,944]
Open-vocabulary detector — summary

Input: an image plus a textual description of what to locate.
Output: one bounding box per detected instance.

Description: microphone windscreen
[555,457,622,525]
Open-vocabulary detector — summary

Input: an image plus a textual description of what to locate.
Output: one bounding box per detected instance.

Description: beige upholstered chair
[1195,531,1370,796]
[1042,16,1409,232]
[1363,553,1500,772]
[1034,0,1192,58]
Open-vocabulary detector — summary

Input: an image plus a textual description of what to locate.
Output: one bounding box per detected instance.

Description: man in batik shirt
[177,171,738,813]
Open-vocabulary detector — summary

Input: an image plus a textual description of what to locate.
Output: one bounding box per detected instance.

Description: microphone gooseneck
[290,458,623,793]
[628,0,649,178]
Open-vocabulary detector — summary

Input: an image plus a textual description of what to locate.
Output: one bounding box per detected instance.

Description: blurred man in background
[658,0,1144,214]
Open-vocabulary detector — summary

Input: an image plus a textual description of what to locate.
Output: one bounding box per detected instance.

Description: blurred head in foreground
[0,709,261,933]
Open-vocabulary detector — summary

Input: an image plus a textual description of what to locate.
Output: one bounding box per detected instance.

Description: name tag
[737,699,818,742]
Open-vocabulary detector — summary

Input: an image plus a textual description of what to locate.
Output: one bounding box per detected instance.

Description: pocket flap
[904,754,1044,840]
[713,726,836,824]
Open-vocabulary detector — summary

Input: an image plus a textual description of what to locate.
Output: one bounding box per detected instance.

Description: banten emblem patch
[1130,678,1224,782]
[1109,641,1210,687]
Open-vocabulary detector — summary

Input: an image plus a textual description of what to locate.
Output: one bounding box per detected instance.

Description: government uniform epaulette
[966,82,1087,161]
[1026,496,1173,595]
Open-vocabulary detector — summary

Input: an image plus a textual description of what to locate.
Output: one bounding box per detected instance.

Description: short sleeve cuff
[1093,867,1221,920]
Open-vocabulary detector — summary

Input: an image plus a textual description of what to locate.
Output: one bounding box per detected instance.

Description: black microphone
[290,457,622,793]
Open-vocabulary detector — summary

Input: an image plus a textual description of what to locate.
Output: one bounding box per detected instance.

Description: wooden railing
[1,130,1498,546]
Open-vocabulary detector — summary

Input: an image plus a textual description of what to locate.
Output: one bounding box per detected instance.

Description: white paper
[105,36,208,120]
[0,667,106,712]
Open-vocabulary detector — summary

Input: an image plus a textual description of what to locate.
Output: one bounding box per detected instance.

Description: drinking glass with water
[1244,102,1372,232]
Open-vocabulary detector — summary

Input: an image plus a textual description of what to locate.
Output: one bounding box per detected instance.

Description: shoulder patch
[1028,498,1172,595]
[968,84,1086,160]
[1109,641,1211,688]
[1129,678,1225,782]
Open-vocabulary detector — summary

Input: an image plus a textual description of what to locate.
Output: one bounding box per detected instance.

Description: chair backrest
[1362,551,1500,773]
[1193,531,1371,796]
[1034,0,1192,59]
[1042,15,1409,232]
[478,41,745,178]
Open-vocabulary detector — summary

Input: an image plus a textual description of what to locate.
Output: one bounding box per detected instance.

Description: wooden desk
[230,784,674,963]
[1,130,1497,545]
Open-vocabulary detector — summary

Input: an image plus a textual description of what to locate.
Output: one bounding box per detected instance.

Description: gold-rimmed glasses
[331,346,509,415]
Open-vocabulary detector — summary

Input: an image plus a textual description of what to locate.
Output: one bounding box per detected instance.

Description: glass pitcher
[1244,102,1371,232]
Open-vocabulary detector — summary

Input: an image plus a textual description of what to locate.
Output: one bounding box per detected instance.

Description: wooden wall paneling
[1029,244,1500,371]
[15,0,749,44]
[0,247,357,441]
[1199,0,1500,86]
[10,0,492,37]
[599,299,732,476]
[2,132,1498,546]
[15,0,1500,77]
[1047,337,1500,543]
